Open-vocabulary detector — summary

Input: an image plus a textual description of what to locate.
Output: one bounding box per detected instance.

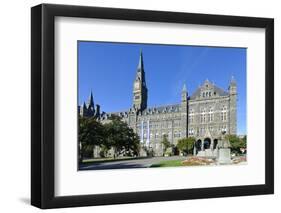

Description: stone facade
[79,51,237,157]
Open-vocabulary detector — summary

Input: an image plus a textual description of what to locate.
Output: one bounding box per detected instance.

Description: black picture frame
[31,3,274,209]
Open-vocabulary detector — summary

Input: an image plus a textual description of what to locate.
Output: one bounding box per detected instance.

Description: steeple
[182,83,187,92]
[83,101,87,110]
[133,50,148,111]
[87,90,94,108]
[137,49,144,72]
[86,90,95,116]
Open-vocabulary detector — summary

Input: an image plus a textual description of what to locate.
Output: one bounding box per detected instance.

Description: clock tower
[133,50,148,111]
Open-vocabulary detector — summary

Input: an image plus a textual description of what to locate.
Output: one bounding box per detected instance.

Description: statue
[218,131,231,148]
[217,131,232,164]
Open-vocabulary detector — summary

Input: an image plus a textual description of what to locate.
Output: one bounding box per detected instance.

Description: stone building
[79,51,237,157]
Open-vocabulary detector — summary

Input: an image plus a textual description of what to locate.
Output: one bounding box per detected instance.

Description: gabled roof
[190,82,228,100]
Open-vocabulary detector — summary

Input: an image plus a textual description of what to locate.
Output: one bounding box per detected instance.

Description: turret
[181,83,188,138]
[94,104,100,118]
[181,83,188,102]
[80,101,88,117]
[229,76,237,95]
[228,76,237,135]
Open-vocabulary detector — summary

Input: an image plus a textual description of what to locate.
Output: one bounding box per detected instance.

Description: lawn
[81,156,149,165]
[150,159,184,168]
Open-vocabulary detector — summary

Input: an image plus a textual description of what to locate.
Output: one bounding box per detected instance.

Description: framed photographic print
[31,3,274,209]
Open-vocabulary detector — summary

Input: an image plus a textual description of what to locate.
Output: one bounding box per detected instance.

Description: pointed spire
[135,49,146,85]
[137,49,144,71]
[230,75,236,85]
[83,101,87,110]
[87,90,94,108]
[182,83,187,92]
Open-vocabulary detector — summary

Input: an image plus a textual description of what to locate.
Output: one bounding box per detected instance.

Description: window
[221,106,228,121]
[209,107,214,122]
[201,108,206,123]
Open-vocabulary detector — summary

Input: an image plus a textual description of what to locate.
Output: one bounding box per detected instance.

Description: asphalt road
[80,156,186,170]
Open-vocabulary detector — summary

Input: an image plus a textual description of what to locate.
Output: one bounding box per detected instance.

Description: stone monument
[217,131,232,164]
[139,146,148,157]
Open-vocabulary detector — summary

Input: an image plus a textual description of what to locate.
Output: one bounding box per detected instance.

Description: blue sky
[78,41,246,135]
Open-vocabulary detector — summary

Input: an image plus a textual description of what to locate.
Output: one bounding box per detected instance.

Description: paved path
[80,156,186,170]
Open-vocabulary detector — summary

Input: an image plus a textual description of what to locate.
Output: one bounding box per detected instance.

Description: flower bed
[182,157,216,166]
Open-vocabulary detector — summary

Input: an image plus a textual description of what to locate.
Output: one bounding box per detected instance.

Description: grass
[81,156,150,165]
[150,159,184,168]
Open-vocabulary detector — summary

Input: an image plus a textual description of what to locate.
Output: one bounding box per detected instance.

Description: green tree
[177,137,196,155]
[226,134,247,154]
[103,116,140,158]
[79,117,105,160]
